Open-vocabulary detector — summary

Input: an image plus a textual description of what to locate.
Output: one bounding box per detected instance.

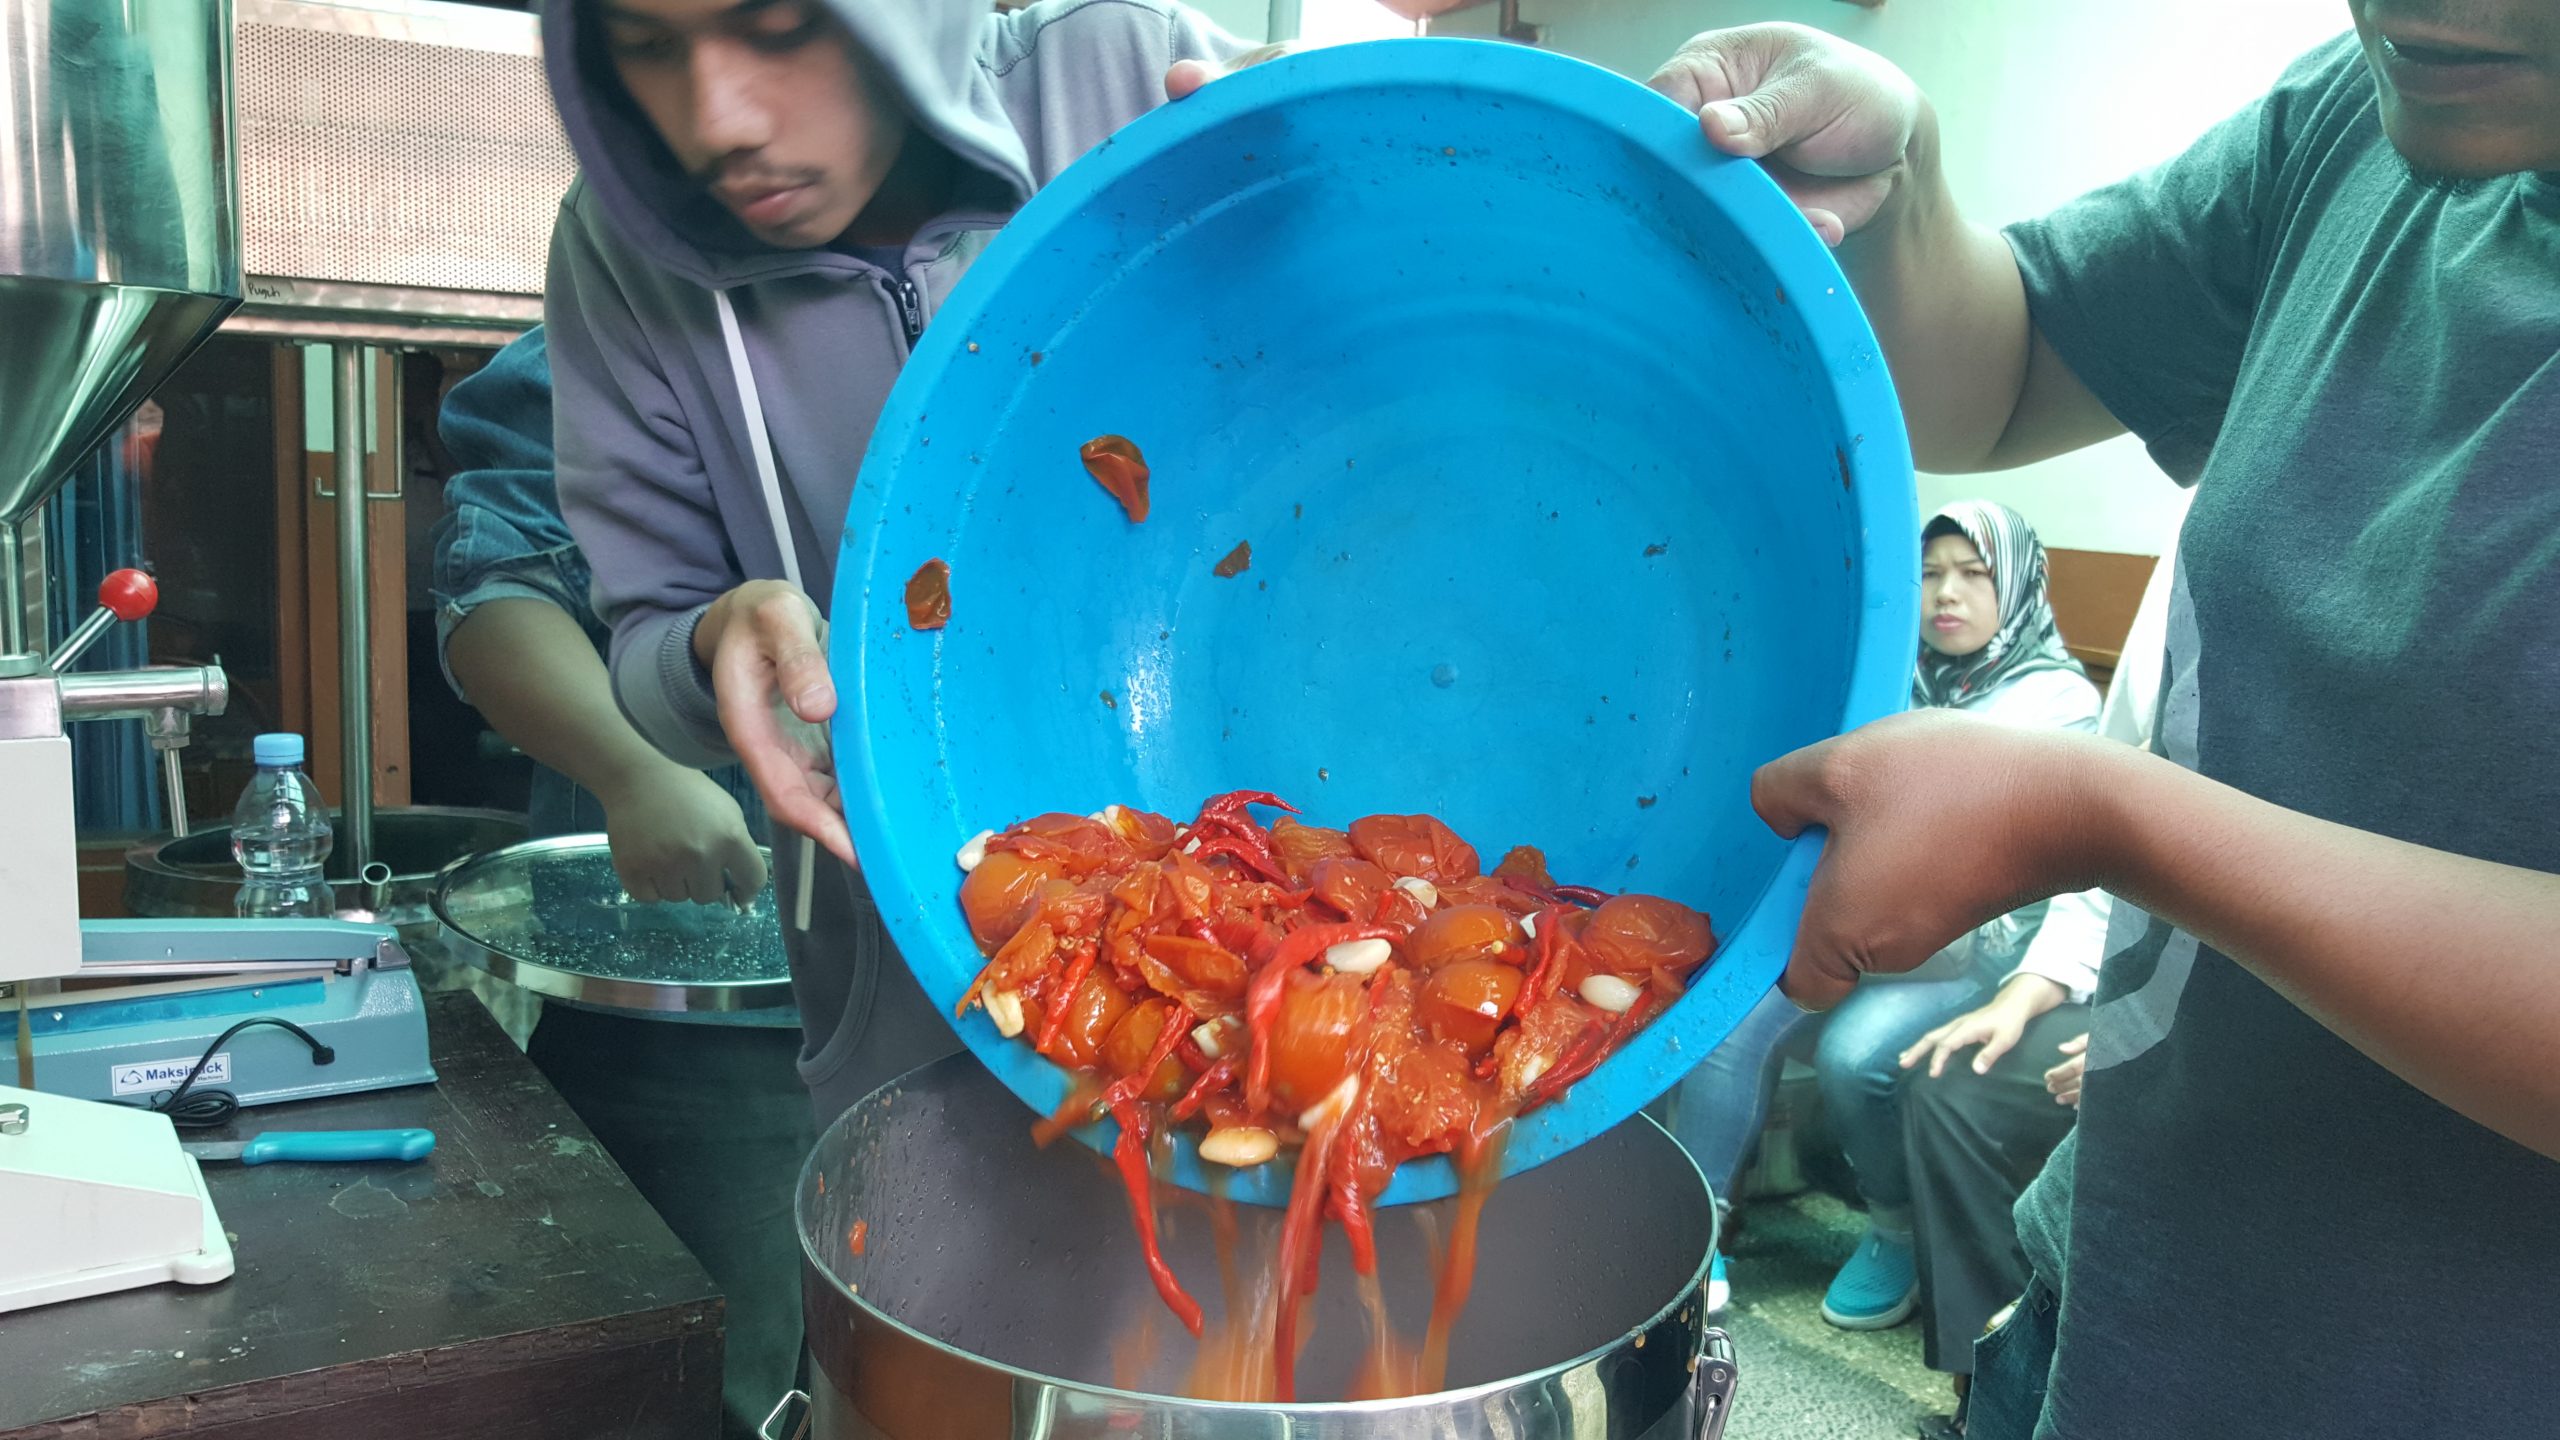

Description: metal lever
[1692,1328,1739,1440]
[42,568,219,837]
[60,674,225,838]
[759,1391,810,1440]
[46,568,156,674]
[162,747,192,839]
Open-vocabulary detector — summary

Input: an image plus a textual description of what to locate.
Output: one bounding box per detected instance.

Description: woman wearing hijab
[1664,501,2106,1327]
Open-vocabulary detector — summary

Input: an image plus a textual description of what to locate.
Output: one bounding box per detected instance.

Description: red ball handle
[99,568,158,622]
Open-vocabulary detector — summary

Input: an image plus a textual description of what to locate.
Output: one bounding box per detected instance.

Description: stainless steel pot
[123,804,529,949]
[125,806,539,1043]
[785,1053,1735,1439]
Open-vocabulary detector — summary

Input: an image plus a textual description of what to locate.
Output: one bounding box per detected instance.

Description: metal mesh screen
[237,20,574,296]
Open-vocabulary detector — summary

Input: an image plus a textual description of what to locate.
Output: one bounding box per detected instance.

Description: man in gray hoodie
[539,0,1247,1127]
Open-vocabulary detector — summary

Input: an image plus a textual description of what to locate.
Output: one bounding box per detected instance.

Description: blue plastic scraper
[180,1129,437,1165]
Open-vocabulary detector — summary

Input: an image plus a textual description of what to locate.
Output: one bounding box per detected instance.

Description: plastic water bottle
[231,733,335,919]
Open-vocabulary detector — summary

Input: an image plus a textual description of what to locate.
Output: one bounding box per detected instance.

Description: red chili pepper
[1321,1019,1386,1278]
[1498,876,1610,910]
[1195,790,1298,832]
[1034,942,1101,1054]
[1271,1082,1353,1403]
[1525,1024,1608,1109]
[1171,1055,1239,1122]
[1518,905,1567,1009]
[1529,991,1662,1106]
[1106,1095,1204,1336]
[1194,833,1290,884]
[1242,922,1398,1115]
[1329,1141,1379,1277]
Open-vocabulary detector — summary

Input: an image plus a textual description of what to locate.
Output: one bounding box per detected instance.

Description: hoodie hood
[542,0,1040,288]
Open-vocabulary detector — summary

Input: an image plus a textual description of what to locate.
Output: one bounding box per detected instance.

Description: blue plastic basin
[830,38,1917,1205]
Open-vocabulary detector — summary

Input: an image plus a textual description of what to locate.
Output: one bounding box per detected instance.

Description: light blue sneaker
[1819,1226,1917,1330]
[1707,1250,1731,1316]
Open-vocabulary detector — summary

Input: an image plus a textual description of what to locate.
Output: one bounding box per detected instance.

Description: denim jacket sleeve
[430,328,609,703]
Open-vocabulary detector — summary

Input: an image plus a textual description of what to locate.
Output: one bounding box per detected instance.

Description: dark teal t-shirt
[2002,35,2560,1439]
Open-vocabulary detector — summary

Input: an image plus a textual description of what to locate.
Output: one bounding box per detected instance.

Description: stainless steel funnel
[1,0,242,655]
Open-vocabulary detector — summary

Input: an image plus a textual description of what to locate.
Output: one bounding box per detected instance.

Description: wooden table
[0,991,724,1440]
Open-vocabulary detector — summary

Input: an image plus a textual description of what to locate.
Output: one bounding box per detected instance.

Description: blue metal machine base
[8,919,437,1109]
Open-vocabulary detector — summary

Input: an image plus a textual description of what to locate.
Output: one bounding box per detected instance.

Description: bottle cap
[252,733,306,767]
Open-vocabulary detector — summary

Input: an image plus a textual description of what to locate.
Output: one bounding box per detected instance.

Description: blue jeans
[1664,985,1816,1203]
[1667,975,1988,1212]
[1815,975,1989,1215]
[1965,1272,2060,1440]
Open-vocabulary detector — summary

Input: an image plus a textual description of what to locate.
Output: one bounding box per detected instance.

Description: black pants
[1901,1003,2085,1375]
[528,1003,816,1440]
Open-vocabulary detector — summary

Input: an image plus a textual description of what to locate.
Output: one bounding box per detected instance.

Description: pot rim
[796,1106,1719,1416]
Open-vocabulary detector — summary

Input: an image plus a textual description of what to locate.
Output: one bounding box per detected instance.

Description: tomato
[990,812,1129,876]
[959,850,1058,952]
[1265,971,1367,1114]
[1140,932,1248,1002]
[1361,970,1482,1153]
[1081,435,1151,523]
[1407,904,1523,969]
[1372,885,1428,929]
[985,918,1059,995]
[1372,1043,1481,1156]
[1493,991,1599,1103]
[1307,856,1394,923]
[1160,848,1222,922]
[1017,811,1120,852]
[1579,894,1715,978]
[1269,816,1358,882]
[1098,805,1180,861]
[1348,813,1481,882]
[1103,998,1192,1103]
[1491,845,1553,888]
[1039,970,1131,1069]
[904,558,951,630]
[1438,875,1539,917]
[1417,959,1521,1055]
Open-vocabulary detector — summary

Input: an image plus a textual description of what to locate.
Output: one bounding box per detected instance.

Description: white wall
[1192,0,1270,43]
[1434,0,2351,554]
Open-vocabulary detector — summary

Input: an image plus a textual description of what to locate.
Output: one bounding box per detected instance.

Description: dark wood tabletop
[0,990,724,1440]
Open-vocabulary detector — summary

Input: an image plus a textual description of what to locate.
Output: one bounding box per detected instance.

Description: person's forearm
[1837,107,2127,474]
[2081,744,2560,1158]
[1990,970,2069,1022]
[1834,108,2037,474]
[448,598,687,803]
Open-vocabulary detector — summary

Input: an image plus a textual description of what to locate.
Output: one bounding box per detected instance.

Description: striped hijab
[1912,500,2085,710]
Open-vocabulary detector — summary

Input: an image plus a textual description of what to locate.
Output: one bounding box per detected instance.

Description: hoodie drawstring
[714,287,822,933]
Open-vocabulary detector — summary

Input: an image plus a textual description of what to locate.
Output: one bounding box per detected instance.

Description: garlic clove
[1579,973,1642,1015]
[1325,938,1393,975]
[985,988,1026,1037]
[1198,1126,1279,1167]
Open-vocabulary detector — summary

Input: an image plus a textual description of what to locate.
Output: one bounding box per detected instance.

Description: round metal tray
[432,834,793,1014]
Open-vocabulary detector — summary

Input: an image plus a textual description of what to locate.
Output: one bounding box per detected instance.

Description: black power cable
[125,1016,337,1129]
